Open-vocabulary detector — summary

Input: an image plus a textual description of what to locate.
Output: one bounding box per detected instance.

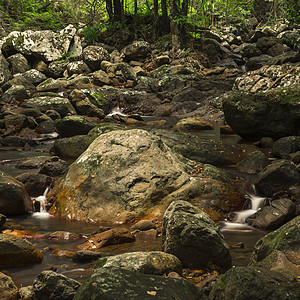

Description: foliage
[284,0,300,24]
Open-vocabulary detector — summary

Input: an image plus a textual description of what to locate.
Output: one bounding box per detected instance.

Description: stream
[0,124,267,287]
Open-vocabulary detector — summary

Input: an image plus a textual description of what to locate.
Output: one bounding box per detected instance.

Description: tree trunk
[113,0,123,21]
[153,0,159,18]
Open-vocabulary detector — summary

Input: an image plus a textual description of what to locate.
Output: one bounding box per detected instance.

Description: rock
[222,85,300,139]
[39,158,68,177]
[4,113,29,131]
[95,251,182,275]
[255,160,300,197]
[209,266,300,299]
[45,231,82,241]
[0,214,6,229]
[74,267,205,300]
[162,200,231,270]
[257,36,282,53]
[52,135,95,159]
[130,220,156,231]
[2,85,28,103]
[236,151,270,174]
[72,250,102,263]
[56,115,97,137]
[245,54,274,71]
[173,117,214,132]
[279,30,300,51]
[239,43,262,58]
[7,53,30,74]
[73,97,105,118]
[92,70,111,86]
[15,173,52,197]
[82,45,110,71]
[48,129,191,223]
[21,96,76,117]
[52,249,75,259]
[1,25,76,62]
[259,137,274,148]
[155,55,170,67]
[249,216,300,279]
[0,53,11,85]
[272,136,300,158]
[0,272,19,300]
[0,136,35,148]
[122,41,151,61]
[0,233,43,267]
[48,60,68,78]
[16,156,50,169]
[78,228,135,250]
[66,61,91,76]
[19,286,36,300]
[246,198,296,230]
[36,119,56,134]
[21,69,47,85]
[133,66,146,76]
[0,171,33,215]
[33,270,81,300]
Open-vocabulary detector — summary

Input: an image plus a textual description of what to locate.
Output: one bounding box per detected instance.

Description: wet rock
[19,286,36,300]
[4,113,29,131]
[209,266,300,299]
[33,270,81,300]
[0,171,33,215]
[15,173,52,197]
[246,198,296,230]
[257,36,283,53]
[73,97,105,119]
[48,129,191,223]
[74,267,205,300]
[95,251,182,275]
[0,233,43,267]
[0,136,36,148]
[259,137,274,148]
[173,117,214,132]
[36,119,56,134]
[56,115,97,137]
[272,136,300,158]
[0,272,19,300]
[130,220,156,231]
[72,250,102,263]
[236,150,270,174]
[77,228,135,250]
[7,53,30,75]
[21,96,76,117]
[52,249,75,259]
[122,41,151,61]
[16,156,50,169]
[162,200,231,270]
[249,216,300,279]
[82,45,110,71]
[39,158,68,177]
[222,85,300,139]
[0,53,11,85]
[255,160,300,197]
[1,25,76,62]
[92,70,111,86]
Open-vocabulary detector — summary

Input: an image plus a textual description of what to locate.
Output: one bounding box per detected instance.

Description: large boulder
[0,272,19,300]
[33,270,81,300]
[1,25,76,62]
[236,150,270,174]
[222,85,300,139]
[255,160,300,197]
[249,216,300,279]
[48,129,191,223]
[0,171,33,215]
[94,251,182,275]
[7,53,30,75]
[0,233,43,267]
[209,266,300,299]
[121,41,151,61]
[0,53,10,86]
[74,267,205,300]
[82,45,110,71]
[272,136,300,158]
[161,200,232,270]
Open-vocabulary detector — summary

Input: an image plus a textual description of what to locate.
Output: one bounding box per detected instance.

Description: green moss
[89,92,109,108]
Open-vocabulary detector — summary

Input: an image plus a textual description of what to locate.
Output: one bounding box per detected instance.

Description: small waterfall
[33,187,50,213]
[221,189,265,231]
[107,107,127,117]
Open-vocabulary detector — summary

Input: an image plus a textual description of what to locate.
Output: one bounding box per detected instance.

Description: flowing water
[0,127,267,287]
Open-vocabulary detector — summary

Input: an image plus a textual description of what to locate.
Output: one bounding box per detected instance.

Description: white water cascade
[221,190,265,231]
[33,187,50,213]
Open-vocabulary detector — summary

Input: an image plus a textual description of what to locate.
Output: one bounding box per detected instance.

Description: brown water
[0,128,266,287]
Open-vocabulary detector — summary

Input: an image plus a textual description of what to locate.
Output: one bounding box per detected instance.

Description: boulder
[246,198,296,230]
[95,251,181,275]
[121,41,151,61]
[236,150,270,173]
[7,53,30,74]
[66,61,91,76]
[1,85,28,103]
[72,250,102,263]
[21,69,47,85]
[0,171,33,215]
[39,157,68,177]
[92,70,111,86]
[272,136,300,158]
[162,200,231,270]
[48,129,191,223]
[173,117,214,132]
[0,272,19,300]
[256,36,282,53]
[1,25,76,62]
[222,85,300,139]
[56,115,97,137]
[255,160,300,197]
[209,266,300,299]
[33,270,81,300]
[16,156,50,169]
[46,231,82,241]
[0,53,11,85]
[82,45,110,71]
[21,96,76,117]
[73,97,105,118]
[77,228,135,250]
[249,216,300,279]
[0,233,43,267]
[74,267,205,300]
[48,60,68,78]
[130,220,156,231]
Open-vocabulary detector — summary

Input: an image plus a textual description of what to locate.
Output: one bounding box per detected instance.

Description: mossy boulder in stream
[222,85,300,139]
